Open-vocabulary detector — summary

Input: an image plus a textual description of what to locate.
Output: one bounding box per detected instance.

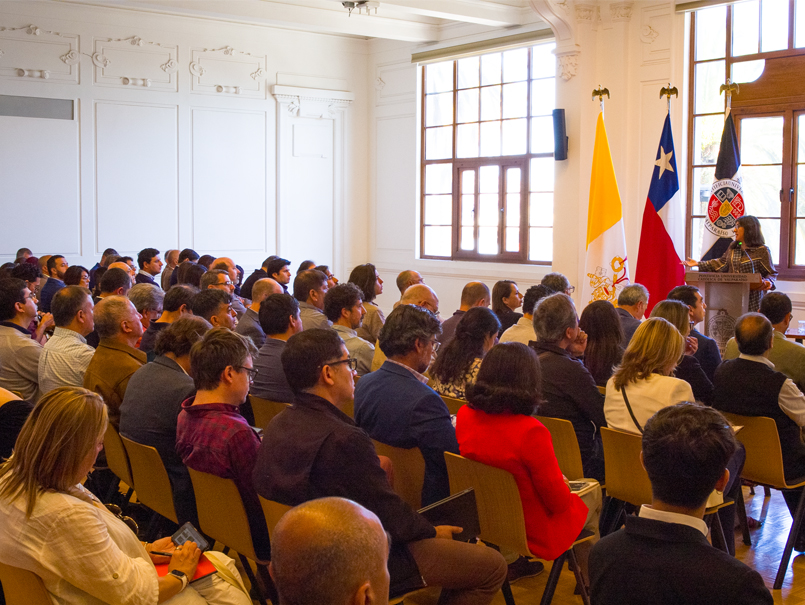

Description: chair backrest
[719,412,788,488]
[440,395,467,416]
[342,398,355,419]
[0,562,52,605]
[187,468,261,562]
[443,452,533,558]
[372,440,426,510]
[535,416,585,481]
[250,396,290,430]
[104,424,134,488]
[258,496,292,541]
[120,436,178,524]
[600,427,652,507]
[597,385,606,395]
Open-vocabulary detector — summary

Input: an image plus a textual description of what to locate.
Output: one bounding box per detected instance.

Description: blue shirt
[39,278,65,313]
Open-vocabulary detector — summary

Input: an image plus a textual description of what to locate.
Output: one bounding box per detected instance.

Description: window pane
[761,0,789,52]
[424,195,452,225]
[479,194,498,227]
[480,86,502,121]
[507,167,521,193]
[531,157,554,191]
[503,82,528,119]
[479,226,499,254]
[691,217,707,260]
[457,89,480,123]
[530,193,553,226]
[425,126,453,160]
[425,163,452,194]
[457,56,480,89]
[462,170,475,195]
[696,5,727,60]
[461,195,474,226]
[529,227,552,261]
[506,227,520,252]
[531,79,556,116]
[503,48,528,83]
[424,226,451,256]
[425,92,453,127]
[480,165,500,193]
[502,119,527,156]
[695,61,725,114]
[692,166,716,215]
[531,115,554,154]
[733,0,759,56]
[731,59,765,84]
[799,115,805,161]
[506,195,520,227]
[426,62,453,94]
[694,115,725,165]
[757,218,780,263]
[743,165,782,217]
[460,226,474,251]
[532,43,556,79]
[796,220,805,264]
[798,0,805,47]
[798,164,805,215]
[480,121,502,157]
[457,124,480,158]
[740,116,783,164]
[481,53,502,86]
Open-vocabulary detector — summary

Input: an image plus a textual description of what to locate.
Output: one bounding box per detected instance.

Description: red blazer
[456,406,588,560]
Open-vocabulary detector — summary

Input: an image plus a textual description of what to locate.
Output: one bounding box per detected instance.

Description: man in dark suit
[615,283,648,346]
[668,285,721,381]
[135,248,163,287]
[590,404,772,605]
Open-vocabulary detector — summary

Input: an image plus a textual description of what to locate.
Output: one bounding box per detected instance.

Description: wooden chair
[444,452,594,605]
[440,395,467,415]
[719,412,805,589]
[597,385,606,395]
[535,416,585,481]
[103,424,134,504]
[120,436,179,537]
[250,396,290,430]
[372,440,426,510]
[0,562,52,605]
[187,468,277,604]
[258,496,292,541]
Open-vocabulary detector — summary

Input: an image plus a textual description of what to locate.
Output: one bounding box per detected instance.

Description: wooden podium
[684,272,761,355]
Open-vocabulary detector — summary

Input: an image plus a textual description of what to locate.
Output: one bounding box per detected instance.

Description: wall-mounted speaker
[553,108,568,161]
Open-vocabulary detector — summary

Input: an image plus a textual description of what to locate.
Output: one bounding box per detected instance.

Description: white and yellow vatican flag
[582,112,630,307]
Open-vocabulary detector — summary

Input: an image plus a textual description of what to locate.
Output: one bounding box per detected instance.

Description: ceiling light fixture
[342,1,379,16]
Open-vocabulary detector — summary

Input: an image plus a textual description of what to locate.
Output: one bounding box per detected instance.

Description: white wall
[0,0,368,280]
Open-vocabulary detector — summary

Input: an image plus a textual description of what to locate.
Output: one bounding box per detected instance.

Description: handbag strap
[621,387,643,434]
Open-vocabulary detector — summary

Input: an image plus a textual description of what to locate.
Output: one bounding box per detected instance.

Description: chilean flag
[635,114,685,315]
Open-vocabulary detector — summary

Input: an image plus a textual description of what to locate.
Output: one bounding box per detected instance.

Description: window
[688,1,805,278]
[421,43,557,263]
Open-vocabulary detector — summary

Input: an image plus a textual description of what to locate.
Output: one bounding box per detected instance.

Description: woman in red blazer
[456,342,598,564]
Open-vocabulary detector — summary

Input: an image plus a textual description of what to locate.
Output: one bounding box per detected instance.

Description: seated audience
[135,248,163,286]
[355,305,458,505]
[668,284,721,381]
[63,265,89,288]
[197,254,216,270]
[325,283,375,376]
[111,256,137,280]
[270,498,390,605]
[212,258,248,318]
[10,262,41,297]
[180,262,207,288]
[350,263,386,343]
[438,282,490,345]
[297,260,316,273]
[86,268,132,348]
[38,286,95,395]
[161,249,179,291]
[724,292,805,391]
[40,254,69,313]
[393,270,424,309]
[120,316,211,526]
[200,268,234,295]
[190,289,236,329]
[541,272,575,295]
[88,247,118,290]
[0,386,251,605]
[500,284,552,345]
[294,270,331,330]
[589,404,772,605]
[36,255,51,299]
[532,293,605,482]
[615,284,649,347]
[139,284,197,356]
[0,387,34,460]
[83,296,146,428]
[127,283,164,332]
[266,257,292,294]
[579,300,624,387]
[0,278,45,402]
[15,247,32,261]
[240,255,277,300]
[235,278,282,348]
[458,342,601,580]
[176,328,270,559]
[252,294,302,403]
[315,264,338,289]
[492,280,523,335]
[431,308,500,399]
[169,248,200,287]
[254,328,507,603]
[650,299,713,404]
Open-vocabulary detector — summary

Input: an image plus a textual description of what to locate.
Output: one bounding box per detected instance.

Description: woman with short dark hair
[491,280,523,334]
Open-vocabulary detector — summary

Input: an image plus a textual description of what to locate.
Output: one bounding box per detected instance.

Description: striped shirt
[697,245,777,312]
[38,327,95,395]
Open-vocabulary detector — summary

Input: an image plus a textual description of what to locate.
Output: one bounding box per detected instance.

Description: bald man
[108,261,137,280]
[438,282,490,346]
[270,498,390,605]
[235,278,282,348]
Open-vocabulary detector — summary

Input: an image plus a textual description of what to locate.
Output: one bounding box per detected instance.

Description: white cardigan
[604,374,694,434]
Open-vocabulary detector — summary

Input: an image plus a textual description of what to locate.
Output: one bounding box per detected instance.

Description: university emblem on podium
[708,309,736,356]
[705,179,744,238]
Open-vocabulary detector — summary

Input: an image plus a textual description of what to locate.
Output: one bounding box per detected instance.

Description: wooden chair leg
[257,563,279,605]
[736,487,752,546]
[774,487,805,589]
[500,579,516,605]
[539,551,568,605]
[238,553,268,605]
[765,486,772,498]
[567,548,591,605]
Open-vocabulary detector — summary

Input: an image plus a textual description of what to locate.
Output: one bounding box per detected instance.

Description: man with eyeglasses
[254,328,507,605]
[190,289,237,330]
[176,328,271,560]
[355,304,457,507]
[212,257,248,319]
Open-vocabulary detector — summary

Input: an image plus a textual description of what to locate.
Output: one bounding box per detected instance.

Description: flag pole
[592,86,610,118]
[719,79,739,117]
[660,83,678,115]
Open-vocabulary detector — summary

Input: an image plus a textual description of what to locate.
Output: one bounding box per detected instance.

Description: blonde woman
[604,318,692,434]
[0,386,250,605]
[649,300,713,404]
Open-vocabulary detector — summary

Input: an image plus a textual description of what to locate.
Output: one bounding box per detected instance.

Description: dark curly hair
[466,343,542,416]
[430,307,500,386]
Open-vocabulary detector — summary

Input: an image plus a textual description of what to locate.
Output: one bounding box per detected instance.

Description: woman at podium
[685,215,776,312]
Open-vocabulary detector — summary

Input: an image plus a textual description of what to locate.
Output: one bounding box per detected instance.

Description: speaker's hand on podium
[683,258,699,268]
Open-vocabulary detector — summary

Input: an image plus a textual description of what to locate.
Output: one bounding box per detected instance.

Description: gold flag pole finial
[660,83,678,115]
[592,86,610,116]
[720,79,740,115]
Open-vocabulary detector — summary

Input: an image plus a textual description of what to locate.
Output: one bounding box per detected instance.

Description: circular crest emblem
[706,179,744,237]
[708,309,736,353]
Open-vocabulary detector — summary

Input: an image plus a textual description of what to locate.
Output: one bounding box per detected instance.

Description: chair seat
[572,528,596,546]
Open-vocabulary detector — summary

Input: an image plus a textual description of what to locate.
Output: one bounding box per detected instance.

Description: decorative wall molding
[93,36,178,92]
[611,2,633,22]
[16,68,49,79]
[375,77,385,90]
[557,53,579,81]
[189,46,267,98]
[0,23,79,83]
[121,76,151,87]
[528,1,580,68]
[640,25,659,44]
[376,60,416,106]
[640,5,671,65]
[574,3,598,23]
[273,85,354,118]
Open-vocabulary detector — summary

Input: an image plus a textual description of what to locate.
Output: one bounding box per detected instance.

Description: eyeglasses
[24,293,38,302]
[566,285,576,294]
[428,339,441,352]
[323,357,358,371]
[235,366,259,382]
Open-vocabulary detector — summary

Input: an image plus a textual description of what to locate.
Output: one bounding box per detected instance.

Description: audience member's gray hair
[541,272,571,293]
[533,293,577,343]
[95,296,134,339]
[618,284,649,307]
[127,283,164,314]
